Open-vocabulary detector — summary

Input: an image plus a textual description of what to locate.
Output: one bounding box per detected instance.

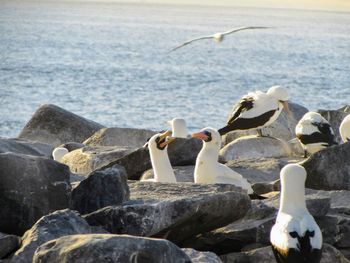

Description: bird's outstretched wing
[222,26,270,36]
[169,35,214,52]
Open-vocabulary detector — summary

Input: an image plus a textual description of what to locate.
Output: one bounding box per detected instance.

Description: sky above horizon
[113,0,350,12]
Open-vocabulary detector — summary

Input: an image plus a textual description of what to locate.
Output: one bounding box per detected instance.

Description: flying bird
[170,26,270,52]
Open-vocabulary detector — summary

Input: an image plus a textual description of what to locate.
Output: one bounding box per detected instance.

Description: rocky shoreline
[1,103,350,263]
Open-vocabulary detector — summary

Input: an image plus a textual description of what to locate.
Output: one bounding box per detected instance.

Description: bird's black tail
[218,125,234,136]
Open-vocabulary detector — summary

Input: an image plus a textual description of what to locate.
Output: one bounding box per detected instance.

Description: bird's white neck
[197,143,220,164]
[280,181,307,214]
[149,148,176,183]
[173,127,187,138]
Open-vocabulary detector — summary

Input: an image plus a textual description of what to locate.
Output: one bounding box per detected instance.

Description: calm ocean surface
[0,1,349,138]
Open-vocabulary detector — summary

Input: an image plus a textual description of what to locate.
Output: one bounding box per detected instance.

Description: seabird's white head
[167,118,188,138]
[340,114,350,143]
[52,147,69,162]
[144,130,176,183]
[266,85,289,112]
[192,127,221,153]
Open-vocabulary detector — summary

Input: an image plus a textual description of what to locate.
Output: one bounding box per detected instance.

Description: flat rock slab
[302,143,350,190]
[84,182,251,245]
[70,166,130,214]
[220,244,350,263]
[0,138,53,158]
[18,104,104,146]
[0,152,71,235]
[100,137,202,180]
[222,102,308,145]
[11,209,107,263]
[0,233,20,259]
[220,136,292,162]
[61,146,134,175]
[84,127,156,148]
[33,234,191,263]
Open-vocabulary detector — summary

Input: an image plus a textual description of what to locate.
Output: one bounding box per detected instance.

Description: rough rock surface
[0,138,53,158]
[219,244,350,263]
[182,248,222,263]
[222,102,308,145]
[0,153,71,235]
[100,137,202,180]
[57,142,85,152]
[84,127,156,148]
[18,104,104,146]
[33,234,191,263]
[318,107,350,143]
[302,143,350,190]
[220,136,291,162]
[0,233,20,259]
[61,146,134,175]
[70,166,130,214]
[84,182,251,245]
[11,210,107,263]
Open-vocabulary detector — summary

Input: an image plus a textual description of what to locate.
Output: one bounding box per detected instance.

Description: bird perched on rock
[167,118,188,138]
[339,114,350,143]
[270,163,323,263]
[295,112,337,157]
[52,147,68,162]
[141,130,176,183]
[218,86,289,137]
[170,26,269,52]
[192,127,253,194]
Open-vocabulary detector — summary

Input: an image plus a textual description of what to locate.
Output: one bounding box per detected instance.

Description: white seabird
[218,86,289,136]
[339,114,350,143]
[167,118,188,138]
[270,163,323,263]
[170,26,270,52]
[192,127,253,194]
[141,130,176,183]
[52,147,69,162]
[295,111,337,157]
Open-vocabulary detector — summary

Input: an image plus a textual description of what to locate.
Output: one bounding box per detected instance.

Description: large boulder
[220,136,291,162]
[318,106,350,144]
[18,104,104,146]
[70,166,130,214]
[0,138,53,158]
[0,153,71,235]
[10,210,107,263]
[302,143,350,190]
[84,127,156,148]
[219,244,350,263]
[0,232,20,259]
[100,137,202,180]
[84,182,251,246]
[33,234,191,263]
[222,102,308,145]
[61,146,134,175]
[182,248,222,263]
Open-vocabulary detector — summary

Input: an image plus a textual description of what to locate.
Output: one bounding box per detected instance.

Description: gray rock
[11,209,107,263]
[84,182,251,245]
[70,166,130,214]
[141,165,195,182]
[318,107,350,143]
[33,234,191,263]
[0,153,71,235]
[0,233,20,259]
[220,244,350,263]
[101,137,202,180]
[58,142,85,152]
[18,104,104,146]
[61,146,134,175]
[182,248,222,263]
[222,102,308,145]
[288,137,305,157]
[302,143,350,190]
[84,127,156,148]
[0,138,53,158]
[220,136,291,162]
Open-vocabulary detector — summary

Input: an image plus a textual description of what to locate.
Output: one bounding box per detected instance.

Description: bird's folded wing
[227,96,254,124]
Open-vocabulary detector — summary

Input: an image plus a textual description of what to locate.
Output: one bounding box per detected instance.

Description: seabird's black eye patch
[155,136,167,150]
[204,131,212,142]
[289,231,299,238]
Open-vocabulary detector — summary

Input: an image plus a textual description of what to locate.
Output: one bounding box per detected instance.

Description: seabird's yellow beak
[159,130,176,148]
[192,131,209,141]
